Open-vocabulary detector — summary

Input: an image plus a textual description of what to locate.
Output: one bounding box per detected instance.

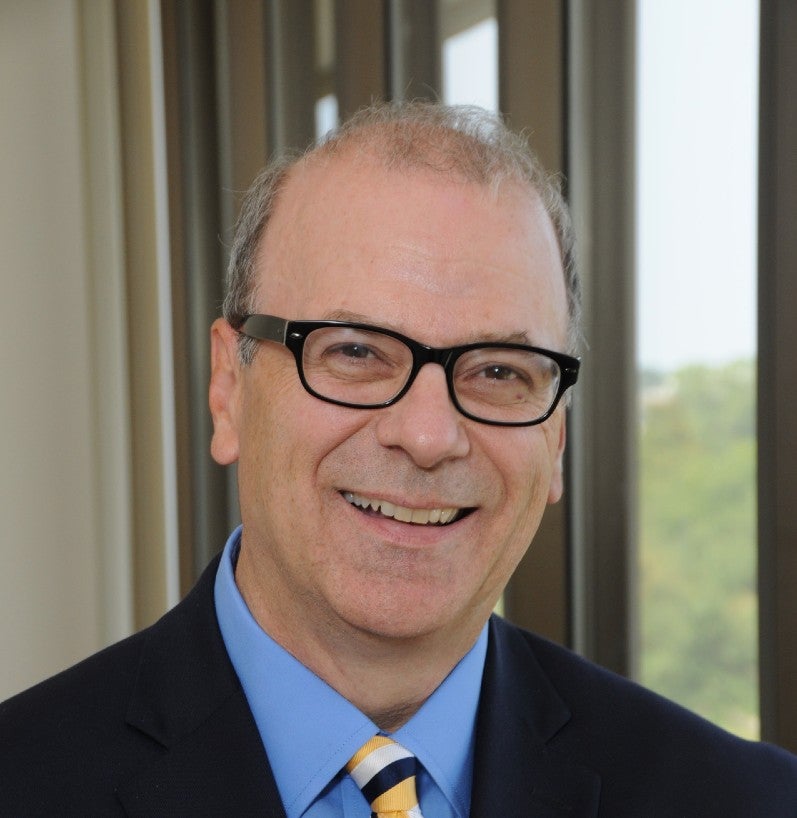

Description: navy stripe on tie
[360,756,417,805]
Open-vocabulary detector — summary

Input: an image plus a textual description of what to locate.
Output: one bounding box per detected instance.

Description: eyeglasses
[236,314,580,427]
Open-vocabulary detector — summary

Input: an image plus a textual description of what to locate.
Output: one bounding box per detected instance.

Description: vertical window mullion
[757,0,797,754]
[567,0,637,675]
[498,0,572,648]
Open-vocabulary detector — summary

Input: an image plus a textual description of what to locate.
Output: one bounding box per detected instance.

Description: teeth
[394,505,413,523]
[343,492,462,526]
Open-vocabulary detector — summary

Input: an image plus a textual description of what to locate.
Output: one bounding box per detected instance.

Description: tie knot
[346,736,424,817]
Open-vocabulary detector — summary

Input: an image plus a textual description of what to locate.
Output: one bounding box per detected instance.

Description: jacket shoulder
[489,616,797,816]
[0,625,154,813]
[0,555,230,815]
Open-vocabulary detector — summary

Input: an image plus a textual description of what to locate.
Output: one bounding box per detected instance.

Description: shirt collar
[214,526,487,818]
[392,626,487,817]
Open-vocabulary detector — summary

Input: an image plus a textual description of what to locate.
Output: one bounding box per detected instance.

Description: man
[1,102,795,816]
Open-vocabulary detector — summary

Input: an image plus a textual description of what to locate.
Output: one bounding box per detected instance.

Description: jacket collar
[470,616,601,817]
[114,558,600,816]
[116,555,286,817]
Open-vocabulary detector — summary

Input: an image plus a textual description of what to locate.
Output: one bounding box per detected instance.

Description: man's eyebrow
[321,309,531,345]
[475,329,532,344]
[323,309,372,323]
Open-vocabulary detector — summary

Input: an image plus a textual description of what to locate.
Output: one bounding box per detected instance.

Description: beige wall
[0,0,180,700]
[1,0,107,698]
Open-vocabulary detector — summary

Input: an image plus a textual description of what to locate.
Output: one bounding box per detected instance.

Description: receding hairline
[273,135,554,221]
[302,105,549,191]
[255,113,565,280]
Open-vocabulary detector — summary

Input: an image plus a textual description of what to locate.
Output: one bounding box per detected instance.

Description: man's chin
[337,593,483,647]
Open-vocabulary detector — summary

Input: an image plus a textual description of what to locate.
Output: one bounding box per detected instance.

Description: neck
[235,547,483,731]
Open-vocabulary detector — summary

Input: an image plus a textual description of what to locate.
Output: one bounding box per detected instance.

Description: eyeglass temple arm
[239,314,289,344]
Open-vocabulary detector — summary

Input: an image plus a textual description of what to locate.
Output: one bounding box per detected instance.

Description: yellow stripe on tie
[370,776,420,813]
[346,735,395,771]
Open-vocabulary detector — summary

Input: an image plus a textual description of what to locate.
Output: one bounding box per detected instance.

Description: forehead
[255,153,568,347]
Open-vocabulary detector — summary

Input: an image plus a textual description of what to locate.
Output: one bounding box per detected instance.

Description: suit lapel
[470,617,601,818]
[116,557,285,817]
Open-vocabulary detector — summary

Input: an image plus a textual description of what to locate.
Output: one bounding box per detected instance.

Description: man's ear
[547,413,567,505]
[209,318,243,465]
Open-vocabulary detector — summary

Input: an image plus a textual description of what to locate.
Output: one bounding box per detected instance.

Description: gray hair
[223,101,581,361]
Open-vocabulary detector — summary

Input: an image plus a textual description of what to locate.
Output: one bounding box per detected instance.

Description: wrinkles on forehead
[322,309,535,346]
[251,152,569,355]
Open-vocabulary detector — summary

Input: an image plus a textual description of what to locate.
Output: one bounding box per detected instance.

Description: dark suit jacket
[2,555,796,816]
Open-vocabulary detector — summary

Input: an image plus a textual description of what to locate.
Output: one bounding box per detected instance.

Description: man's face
[210,153,569,652]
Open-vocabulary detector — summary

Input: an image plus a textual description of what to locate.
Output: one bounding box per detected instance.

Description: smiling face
[209,151,570,657]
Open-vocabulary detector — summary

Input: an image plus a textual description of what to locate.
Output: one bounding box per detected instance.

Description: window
[635,0,760,738]
[441,6,497,110]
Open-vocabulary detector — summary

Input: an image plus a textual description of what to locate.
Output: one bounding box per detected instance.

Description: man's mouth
[342,491,469,526]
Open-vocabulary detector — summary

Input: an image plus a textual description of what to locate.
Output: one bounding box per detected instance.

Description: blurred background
[1,0,795,752]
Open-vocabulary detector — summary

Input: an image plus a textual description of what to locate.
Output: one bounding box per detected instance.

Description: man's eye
[328,343,376,360]
[480,364,524,381]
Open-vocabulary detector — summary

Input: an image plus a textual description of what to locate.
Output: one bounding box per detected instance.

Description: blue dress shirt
[214,527,487,818]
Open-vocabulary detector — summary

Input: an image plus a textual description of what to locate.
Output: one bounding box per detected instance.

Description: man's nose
[374,363,471,469]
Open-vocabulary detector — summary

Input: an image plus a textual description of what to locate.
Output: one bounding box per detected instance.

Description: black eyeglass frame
[236,313,580,427]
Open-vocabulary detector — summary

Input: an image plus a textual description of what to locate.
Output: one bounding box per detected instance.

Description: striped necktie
[345,735,426,817]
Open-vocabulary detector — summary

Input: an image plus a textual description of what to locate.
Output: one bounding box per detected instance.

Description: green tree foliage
[638,359,758,738]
